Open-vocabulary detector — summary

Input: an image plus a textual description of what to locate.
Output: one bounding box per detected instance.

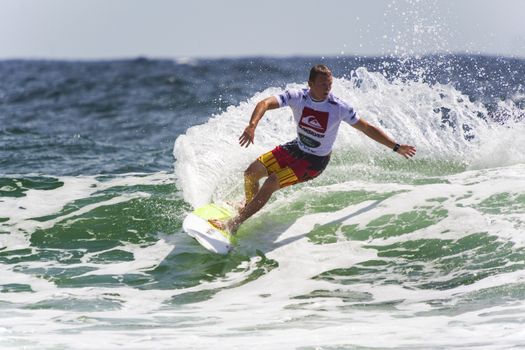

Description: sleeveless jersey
[275,88,360,156]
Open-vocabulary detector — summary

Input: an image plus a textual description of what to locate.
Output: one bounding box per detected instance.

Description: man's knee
[263,173,281,192]
[244,160,267,179]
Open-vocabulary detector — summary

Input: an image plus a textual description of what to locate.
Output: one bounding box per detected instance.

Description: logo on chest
[299,107,328,133]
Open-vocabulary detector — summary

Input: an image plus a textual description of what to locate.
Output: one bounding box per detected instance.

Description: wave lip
[174,67,525,207]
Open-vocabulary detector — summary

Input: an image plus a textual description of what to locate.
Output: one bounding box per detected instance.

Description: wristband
[393,143,400,152]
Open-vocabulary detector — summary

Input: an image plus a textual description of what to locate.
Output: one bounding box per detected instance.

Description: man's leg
[229,173,281,232]
[243,160,268,203]
[209,159,269,232]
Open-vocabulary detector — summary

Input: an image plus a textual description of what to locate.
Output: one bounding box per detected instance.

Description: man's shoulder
[276,88,308,107]
[294,88,309,98]
[287,88,309,101]
[280,88,307,97]
[327,94,353,110]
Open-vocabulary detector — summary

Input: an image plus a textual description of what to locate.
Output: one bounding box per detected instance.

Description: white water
[169,68,525,349]
[174,67,525,208]
[1,68,524,349]
[1,165,525,349]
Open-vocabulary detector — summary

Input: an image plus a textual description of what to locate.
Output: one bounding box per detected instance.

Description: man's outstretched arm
[239,96,280,147]
[351,118,416,159]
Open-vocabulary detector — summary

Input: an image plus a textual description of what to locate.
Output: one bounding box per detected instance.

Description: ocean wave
[174,67,525,207]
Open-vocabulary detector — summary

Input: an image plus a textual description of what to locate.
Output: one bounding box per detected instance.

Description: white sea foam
[1,164,524,348]
[2,68,525,349]
[0,172,172,246]
[168,72,525,348]
[174,67,524,209]
[163,164,525,349]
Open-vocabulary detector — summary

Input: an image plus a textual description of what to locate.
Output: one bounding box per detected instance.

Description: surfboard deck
[182,203,236,255]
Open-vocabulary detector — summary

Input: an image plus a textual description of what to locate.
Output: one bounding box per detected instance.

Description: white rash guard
[275,88,360,156]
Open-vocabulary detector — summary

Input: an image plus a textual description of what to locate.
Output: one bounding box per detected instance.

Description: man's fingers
[239,132,253,147]
[399,145,416,159]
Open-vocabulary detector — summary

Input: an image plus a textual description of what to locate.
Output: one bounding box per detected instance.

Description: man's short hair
[309,64,332,82]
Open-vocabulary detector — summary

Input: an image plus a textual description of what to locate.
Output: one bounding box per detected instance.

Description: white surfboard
[182,203,236,255]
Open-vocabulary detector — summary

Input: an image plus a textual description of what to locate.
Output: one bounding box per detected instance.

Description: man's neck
[308,90,326,102]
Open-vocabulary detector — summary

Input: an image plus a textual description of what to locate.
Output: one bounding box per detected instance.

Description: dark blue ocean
[1,55,524,349]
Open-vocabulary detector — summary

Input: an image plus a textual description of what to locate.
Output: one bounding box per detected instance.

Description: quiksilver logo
[299,107,328,133]
[302,116,323,129]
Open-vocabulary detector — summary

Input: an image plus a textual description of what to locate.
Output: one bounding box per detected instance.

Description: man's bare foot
[208,219,228,231]
[208,218,240,235]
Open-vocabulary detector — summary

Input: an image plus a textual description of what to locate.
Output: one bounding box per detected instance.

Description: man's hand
[396,144,417,159]
[239,125,255,147]
[238,96,279,148]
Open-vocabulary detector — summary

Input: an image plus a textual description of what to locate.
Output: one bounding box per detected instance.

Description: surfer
[210,64,416,233]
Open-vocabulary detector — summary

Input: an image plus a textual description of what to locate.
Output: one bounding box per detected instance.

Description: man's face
[308,74,333,101]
